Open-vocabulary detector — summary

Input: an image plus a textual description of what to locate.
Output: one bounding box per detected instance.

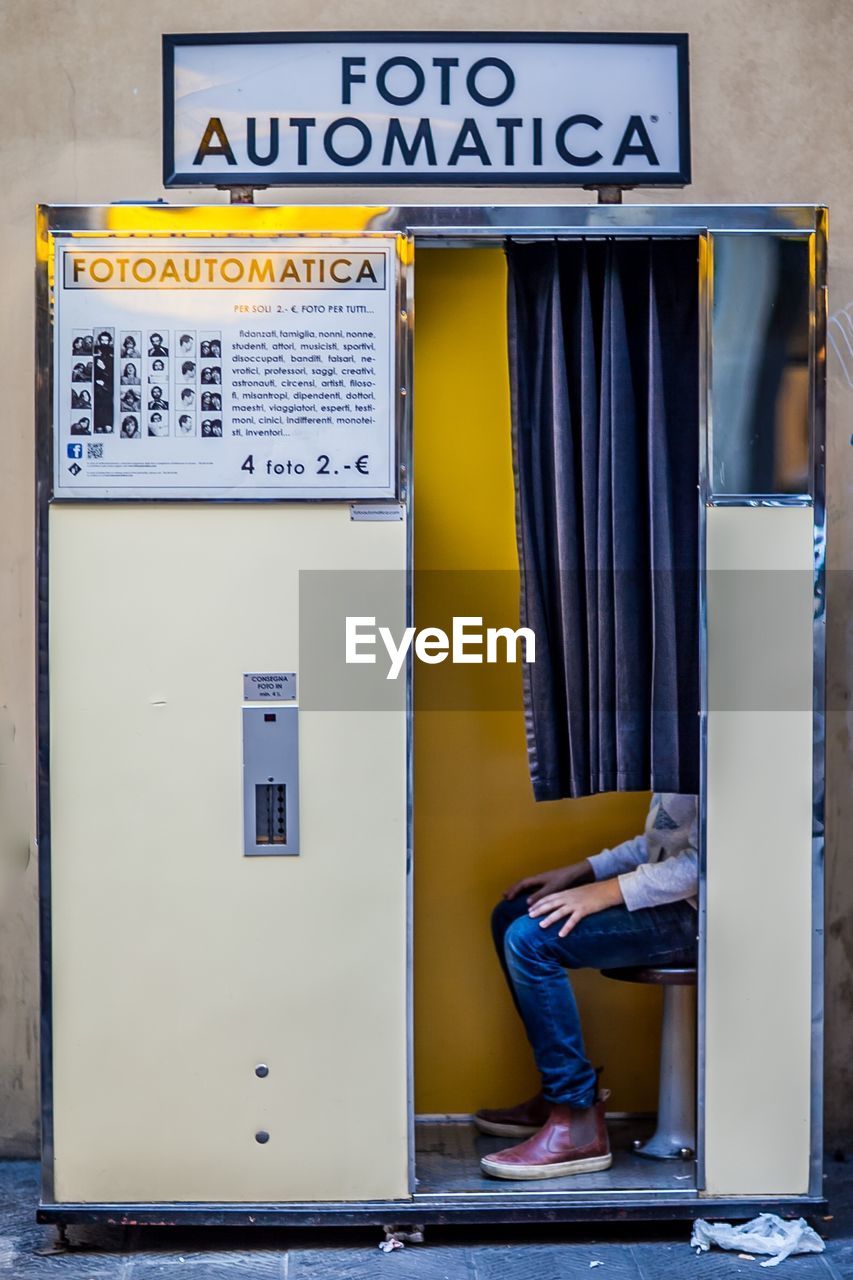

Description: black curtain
[507,239,699,800]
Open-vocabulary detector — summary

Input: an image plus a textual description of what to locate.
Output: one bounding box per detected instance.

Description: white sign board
[53,236,400,499]
[243,672,297,701]
[163,33,691,188]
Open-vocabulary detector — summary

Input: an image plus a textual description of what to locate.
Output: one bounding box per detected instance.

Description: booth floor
[415,1118,690,1193]
[2,1157,851,1278]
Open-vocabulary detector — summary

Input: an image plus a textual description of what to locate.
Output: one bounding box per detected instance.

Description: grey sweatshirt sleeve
[618,850,699,910]
[588,835,648,880]
[617,812,699,911]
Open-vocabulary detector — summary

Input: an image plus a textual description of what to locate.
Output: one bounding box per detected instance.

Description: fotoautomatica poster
[54,236,400,500]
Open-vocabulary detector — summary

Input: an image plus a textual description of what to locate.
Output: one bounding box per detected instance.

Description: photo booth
[36,201,826,1227]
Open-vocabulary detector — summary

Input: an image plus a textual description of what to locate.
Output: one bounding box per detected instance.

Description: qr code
[87,443,104,460]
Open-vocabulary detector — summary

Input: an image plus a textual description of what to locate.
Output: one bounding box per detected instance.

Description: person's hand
[528,878,624,937]
[504,860,594,905]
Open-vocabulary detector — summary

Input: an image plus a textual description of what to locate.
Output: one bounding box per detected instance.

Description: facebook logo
[67,443,83,459]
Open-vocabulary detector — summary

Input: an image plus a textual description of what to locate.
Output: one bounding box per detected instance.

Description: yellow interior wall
[412,247,662,1116]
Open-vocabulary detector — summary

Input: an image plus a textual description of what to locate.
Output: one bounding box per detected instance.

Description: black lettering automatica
[193,112,660,172]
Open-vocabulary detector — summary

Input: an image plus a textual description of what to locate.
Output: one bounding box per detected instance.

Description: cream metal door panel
[703,505,814,1196]
[48,503,408,1203]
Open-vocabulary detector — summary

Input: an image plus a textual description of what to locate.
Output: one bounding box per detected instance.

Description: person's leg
[480,900,697,1178]
[474,894,552,1138]
[503,900,697,1106]
[490,895,532,1018]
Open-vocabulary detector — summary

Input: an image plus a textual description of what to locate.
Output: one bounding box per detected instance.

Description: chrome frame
[36,203,827,1223]
[695,232,711,1190]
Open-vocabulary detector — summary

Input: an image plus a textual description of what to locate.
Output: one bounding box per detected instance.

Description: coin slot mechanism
[255,783,286,845]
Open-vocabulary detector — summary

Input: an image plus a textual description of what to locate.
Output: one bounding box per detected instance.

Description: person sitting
[475,793,698,1180]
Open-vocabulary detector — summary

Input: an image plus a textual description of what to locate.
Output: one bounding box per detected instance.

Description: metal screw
[255,1064,269,1078]
[255,1130,270,1144]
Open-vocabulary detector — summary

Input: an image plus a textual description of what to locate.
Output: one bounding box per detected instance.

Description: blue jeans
[491,894,698,1108]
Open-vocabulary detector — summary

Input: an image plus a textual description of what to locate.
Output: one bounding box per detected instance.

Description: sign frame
[162,31,691,189]
[41,221,411,503]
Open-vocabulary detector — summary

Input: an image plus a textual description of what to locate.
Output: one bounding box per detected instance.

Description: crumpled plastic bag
[691,1214,825,1267]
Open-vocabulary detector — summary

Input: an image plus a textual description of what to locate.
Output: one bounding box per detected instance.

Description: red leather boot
[473,1092,551,1138]
[480,1097,612,1179]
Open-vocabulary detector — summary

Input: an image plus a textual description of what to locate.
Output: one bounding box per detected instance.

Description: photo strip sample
[69,329,223,444]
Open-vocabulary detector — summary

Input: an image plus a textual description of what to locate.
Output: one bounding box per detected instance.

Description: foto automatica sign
[163,33,691,187]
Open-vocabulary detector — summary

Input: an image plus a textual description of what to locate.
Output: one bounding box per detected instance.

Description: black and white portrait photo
[121,361,140,386]
[71,332,93,356]
[148,412,169,437]
[71,361,92,383]
[92,328,115,436]
[121,332,141,360]
[201,417,223,438]
[120,415,140,439]
[200,365,221,385]
[199,333,222,359]
[148,332,169,358]
[71,387,92,410]
[148,385,169,411]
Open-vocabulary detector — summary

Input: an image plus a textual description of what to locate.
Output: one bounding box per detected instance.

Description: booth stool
[601,966,697,1160]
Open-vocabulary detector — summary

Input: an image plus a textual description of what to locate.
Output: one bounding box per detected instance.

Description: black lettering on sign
[247,118,280,166]
[613,115,660,167]
[377,56,425,106]
[555,114,603,167]
[289,117,316,166]
[193,117,237,165]
[496,118,523,165]
[383,119,437,167]
[466,57,515,106]
[448,118,491,166]
[432,56,459,105]
[323,118,372,167]
[341,56,367,104]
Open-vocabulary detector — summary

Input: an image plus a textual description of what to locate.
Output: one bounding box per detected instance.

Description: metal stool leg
[634,982,696,1160]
